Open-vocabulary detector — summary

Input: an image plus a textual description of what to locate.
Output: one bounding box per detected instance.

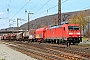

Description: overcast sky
[0,0,90,29]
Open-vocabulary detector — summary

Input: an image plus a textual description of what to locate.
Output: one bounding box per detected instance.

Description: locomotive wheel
[67,42,69,47]
[67,41,71,47]
[55,40,58,44]
[72,42,75,45]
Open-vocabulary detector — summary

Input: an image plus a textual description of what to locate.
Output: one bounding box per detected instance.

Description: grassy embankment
[78,38,90,47]
[1,59,5,60]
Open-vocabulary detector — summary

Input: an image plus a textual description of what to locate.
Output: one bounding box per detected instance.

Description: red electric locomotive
[35,23,82,46]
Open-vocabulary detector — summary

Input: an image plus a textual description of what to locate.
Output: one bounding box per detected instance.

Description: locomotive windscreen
[68,26,79,30]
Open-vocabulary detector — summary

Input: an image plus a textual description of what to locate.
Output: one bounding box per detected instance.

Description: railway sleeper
[10,44,64,60]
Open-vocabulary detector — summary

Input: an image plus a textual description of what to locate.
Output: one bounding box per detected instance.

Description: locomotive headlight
[76,33,80,34]
[79,35,81,37]
[69,33,73,35]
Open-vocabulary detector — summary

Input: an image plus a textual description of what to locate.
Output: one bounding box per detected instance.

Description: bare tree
[69,11,89,36]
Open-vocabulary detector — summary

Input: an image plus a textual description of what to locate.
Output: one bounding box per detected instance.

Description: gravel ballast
[0,41,37,60]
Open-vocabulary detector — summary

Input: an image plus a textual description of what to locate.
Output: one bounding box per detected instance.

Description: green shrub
[1,58,5,60]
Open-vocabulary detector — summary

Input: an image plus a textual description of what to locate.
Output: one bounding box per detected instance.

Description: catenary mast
[58,0,61,25]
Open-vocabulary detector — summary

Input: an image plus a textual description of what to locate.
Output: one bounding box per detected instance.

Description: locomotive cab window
[64,27,65,30]
[68,26,79,30]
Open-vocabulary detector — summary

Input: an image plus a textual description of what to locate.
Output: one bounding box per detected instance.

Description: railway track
[1,40,90,60]
[47,46,90,59]
[28,43,90,59]
[16,42,90,59]
[10,43,82,60]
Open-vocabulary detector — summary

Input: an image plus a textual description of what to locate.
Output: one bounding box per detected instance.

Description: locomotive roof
[47,21,69,29]
[47,24,79,30]
[36,27,46,32]
[47,25,62,29]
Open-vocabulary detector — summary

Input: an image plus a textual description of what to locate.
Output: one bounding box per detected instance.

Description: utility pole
[17,18,19,30]
[17,18,26,30]
[88,17,90,37]
[17,18,21,30]
[58,0,61,25]
[63,14,70,21]
[7,8,10,27]
[28,12,33,31]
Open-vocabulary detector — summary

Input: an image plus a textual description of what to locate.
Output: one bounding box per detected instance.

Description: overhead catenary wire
[1,0,11,27]
[31,5,57,19]
[34,0,52,14]
[2,0,90,28]
[0,0,11,18]
[37,0,68,14]
[30,0,42,10]
[82,6,90,11]
[8,0,11,27]
[1,0,7,6]
[10,1,30,21]
[31,0,68,19]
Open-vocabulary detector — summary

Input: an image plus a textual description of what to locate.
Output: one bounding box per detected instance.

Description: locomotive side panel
[44,26,66,43]
[55,27,64,39]
[45,27,65,40]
